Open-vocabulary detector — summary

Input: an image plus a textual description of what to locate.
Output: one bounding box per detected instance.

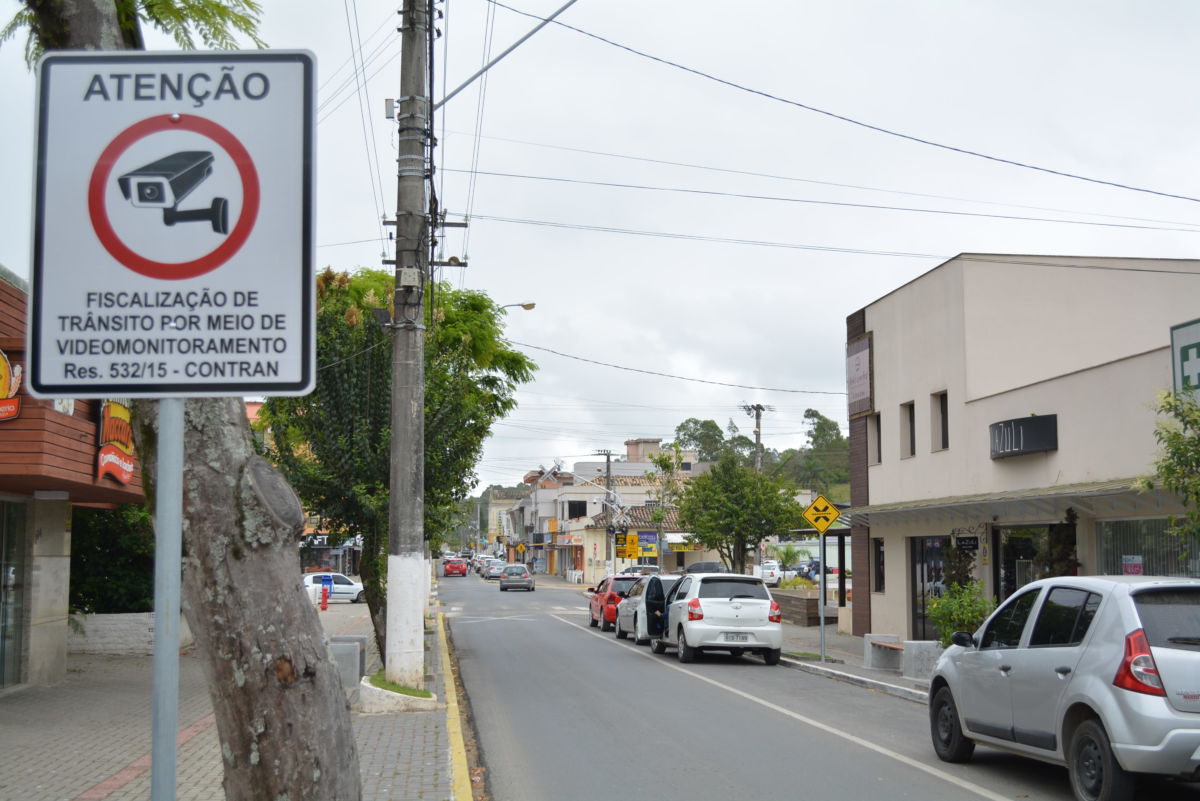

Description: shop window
[867,413,882,465]
[900,401,915,458]
[930,391,949,451]
[872,538,885,592]
[1096,519,1200,577]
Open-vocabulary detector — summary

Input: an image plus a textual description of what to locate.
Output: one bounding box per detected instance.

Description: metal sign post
[150,399,183,801]
[818,531,826,663]
[27,51,316,801]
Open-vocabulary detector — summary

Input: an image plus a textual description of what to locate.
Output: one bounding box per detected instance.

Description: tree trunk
[134,398,361,801]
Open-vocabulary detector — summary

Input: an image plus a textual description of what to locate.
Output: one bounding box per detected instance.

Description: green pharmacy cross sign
[1172,317,1200,398]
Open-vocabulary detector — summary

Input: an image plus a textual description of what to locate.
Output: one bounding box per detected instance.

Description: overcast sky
[4,1,1200,491]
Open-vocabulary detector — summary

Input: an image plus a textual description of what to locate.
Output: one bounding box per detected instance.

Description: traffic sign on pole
[27,51,315,398]
[802,494,841,534]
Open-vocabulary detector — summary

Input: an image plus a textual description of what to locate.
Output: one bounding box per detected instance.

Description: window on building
[1096,518,1200,577]
[566,500,587,519]
[930,391,949,451]
[900,401,915,458]
[867,413,882,465]
[872,538,885,592]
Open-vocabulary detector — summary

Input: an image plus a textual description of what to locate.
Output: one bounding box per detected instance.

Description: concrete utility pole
[386,0,430,687]
[742,403,768,472]
[596,449,613,563]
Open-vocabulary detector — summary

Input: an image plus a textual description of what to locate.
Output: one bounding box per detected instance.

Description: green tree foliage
[677,454,804,573]
[3,0,265,66]
[772,409,849,495]
[927,581,996,648]
[1137,391,1200,539]
[671,418,725,461]
[70,504,155,614]
[260,269,534,645]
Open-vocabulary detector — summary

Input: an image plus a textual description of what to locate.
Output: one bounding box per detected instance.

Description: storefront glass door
[910,536,949,641]
[1,501,27,688]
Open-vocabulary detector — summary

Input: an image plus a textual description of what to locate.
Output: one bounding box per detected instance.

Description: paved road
[443,572,1200,801]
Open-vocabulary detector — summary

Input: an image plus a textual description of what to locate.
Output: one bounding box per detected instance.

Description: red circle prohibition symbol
[88,115,260,280]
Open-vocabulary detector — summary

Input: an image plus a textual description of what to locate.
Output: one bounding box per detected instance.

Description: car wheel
[615,618,628,639]
[354,591,365,603]
[1069,719,1136,801]
[650,638,667,654]
[589,612,599,628]
[929,686,975,763]
[678,628,697,663]
[600,615,613,633]
[762,648,781,666]
[500,586,507,591]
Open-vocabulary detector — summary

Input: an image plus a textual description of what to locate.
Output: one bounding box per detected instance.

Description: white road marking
[549,614,1012,801]
[455,614,538,624]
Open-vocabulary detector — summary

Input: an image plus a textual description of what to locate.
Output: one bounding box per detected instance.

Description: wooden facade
[0,273,143,505]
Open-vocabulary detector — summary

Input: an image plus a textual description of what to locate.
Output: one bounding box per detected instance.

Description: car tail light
[769,601,782,623]
[687,597,704,621]
[607,594,620,605]
[1113,628,1165,696]
[522,572,529,578]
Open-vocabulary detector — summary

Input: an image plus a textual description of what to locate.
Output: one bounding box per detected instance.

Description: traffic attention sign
[802,494,841,534]
[27,51,315,398]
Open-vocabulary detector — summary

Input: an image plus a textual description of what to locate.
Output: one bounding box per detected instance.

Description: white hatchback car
[300,572,365,603]
[929,575,1200,801]
[647,573,783,665]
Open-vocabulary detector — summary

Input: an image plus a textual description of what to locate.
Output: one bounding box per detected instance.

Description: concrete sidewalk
[0,592,465,801]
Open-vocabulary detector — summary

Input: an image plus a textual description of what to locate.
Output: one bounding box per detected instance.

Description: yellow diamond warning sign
[802,494,841,534]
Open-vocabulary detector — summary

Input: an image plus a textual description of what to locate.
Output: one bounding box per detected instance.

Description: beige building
[847,254,1198,640]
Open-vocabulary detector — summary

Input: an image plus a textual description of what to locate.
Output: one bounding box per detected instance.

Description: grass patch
[369,669,432,698]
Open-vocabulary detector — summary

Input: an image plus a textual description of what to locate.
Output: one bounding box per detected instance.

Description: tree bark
[134,398,361,801]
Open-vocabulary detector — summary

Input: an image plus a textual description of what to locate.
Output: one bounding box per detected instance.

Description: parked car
[588,574,642,632]
[683,561,724,574]
[647,573,782,664]
[484,559,507,580]
[499,564,535,592]
[300,572,365,603]
[755,560,781,587]
[929,575,1200,801]
[615,573,682,644]
[443,558,468,577]
[620,564,660,575]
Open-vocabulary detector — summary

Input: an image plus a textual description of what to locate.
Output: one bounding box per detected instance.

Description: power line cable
[442,129,1200,231]
[343,0,388,252]
[488,0,1200,206]
[444,168,1200,234]
[318,8,395,93]
[460,3,498,278]
[506,340,848,394]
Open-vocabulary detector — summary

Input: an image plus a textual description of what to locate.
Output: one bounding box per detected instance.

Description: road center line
[549,614,1011,801]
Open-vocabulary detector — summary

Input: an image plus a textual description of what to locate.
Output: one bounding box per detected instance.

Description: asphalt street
[442,571,1200,801]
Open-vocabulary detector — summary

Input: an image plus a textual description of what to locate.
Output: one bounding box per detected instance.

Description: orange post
[320,586,329,611]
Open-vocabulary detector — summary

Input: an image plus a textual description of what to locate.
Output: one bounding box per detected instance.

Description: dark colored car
[684,561,725,574]
[588,574,641,631]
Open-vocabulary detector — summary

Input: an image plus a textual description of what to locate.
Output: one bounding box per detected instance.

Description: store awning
[849,478,1182,527]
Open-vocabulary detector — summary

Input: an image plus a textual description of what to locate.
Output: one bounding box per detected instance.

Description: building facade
[847,254,1197,640]
[0,266,144,687]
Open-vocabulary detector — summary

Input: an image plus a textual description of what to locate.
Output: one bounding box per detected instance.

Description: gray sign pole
[819,531,827,663]
[151,398,184,801]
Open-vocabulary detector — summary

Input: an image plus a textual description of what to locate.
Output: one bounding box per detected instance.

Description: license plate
[725,632,749,642]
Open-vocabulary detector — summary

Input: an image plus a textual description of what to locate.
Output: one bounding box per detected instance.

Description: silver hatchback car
[929,575,1200,801]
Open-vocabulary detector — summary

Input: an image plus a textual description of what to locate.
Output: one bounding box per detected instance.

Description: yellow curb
[438,612,474,801]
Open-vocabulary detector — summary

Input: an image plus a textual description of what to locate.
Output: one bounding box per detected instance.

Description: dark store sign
[989,414,1058,459]
[955,536,979,551]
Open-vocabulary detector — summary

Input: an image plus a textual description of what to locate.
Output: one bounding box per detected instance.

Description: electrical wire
[488,0,1200,206]
[505,340,847,394]
[441,130,1200,231]
[443,168,1200,234]
[343,0,388,252]
[460,2,499,281]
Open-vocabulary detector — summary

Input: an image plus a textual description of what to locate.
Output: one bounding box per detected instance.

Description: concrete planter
[355,677,439,713]
[68,612,194,655]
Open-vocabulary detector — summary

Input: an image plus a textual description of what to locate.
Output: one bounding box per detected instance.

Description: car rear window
[1134,588,1200,651]
[697,578,769,600]
[611,577,639,593]
[503,566,526,575]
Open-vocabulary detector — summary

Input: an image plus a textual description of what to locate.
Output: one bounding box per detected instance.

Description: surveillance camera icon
[117,151,229,235]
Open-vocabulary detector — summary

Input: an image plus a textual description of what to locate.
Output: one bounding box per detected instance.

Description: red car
[588,574,642,632]
[443,558,468,577]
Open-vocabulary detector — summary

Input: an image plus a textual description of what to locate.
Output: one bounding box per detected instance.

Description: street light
[500,302,536,310]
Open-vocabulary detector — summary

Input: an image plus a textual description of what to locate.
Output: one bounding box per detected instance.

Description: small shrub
[927,581,995,648]
[778,577,816,591]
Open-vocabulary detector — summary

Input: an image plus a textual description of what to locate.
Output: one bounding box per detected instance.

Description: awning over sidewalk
[849,478,1182,526]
